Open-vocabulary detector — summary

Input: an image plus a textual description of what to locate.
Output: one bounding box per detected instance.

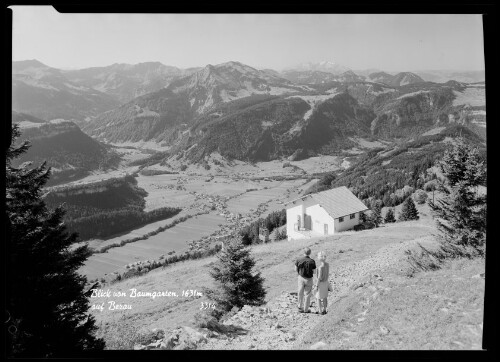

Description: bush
[180,164,188,171]
[353,224,365,231]
[219,306,241,323]
[275,229,287,241]
[193,310,229,333]
[354,220,375,231]
[424,179,438,192]
[413,189,428,204]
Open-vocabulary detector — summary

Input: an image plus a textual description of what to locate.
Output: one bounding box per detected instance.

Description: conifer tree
[6,124,105,357]
[370,200,383,226]
[204,238,266,319]
[384,207,396,223]
[398,197,419,221]
[428,138,486,257]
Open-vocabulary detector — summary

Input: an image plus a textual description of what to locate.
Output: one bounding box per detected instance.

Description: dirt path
[200,236,432,349]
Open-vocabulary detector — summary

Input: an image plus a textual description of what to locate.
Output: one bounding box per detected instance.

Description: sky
[10,6,485,72]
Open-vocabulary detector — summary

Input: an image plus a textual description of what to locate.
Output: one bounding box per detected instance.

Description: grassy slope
[298,257,484,350]
[90,202,484,350]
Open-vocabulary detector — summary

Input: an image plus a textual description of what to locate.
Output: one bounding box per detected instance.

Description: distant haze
[11,7,485,72]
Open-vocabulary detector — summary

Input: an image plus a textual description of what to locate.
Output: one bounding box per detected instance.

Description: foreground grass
[91,216,435,349]
[298,257,485,350]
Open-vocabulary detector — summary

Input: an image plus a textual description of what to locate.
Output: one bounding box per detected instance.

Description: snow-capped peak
[287,61,351,75]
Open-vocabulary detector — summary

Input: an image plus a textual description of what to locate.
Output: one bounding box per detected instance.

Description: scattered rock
[379,326,390,335]
[133,344,146,350]
[310,341,328,350]
[160,337,175,350]
[166,326,208,350]
[342,331,357,337]
[147,340,162,349]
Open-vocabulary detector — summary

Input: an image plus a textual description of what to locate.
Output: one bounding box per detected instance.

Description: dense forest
[12,118,121,186]
[64,206,181,240]
[44,175,181,240]
[305,124,485,208]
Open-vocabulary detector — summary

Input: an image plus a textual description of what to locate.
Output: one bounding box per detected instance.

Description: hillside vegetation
[44,175,181,240]
[12,113,121,186]
[306,125,485,207]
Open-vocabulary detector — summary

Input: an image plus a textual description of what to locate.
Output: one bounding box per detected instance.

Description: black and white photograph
[5,5,492,356]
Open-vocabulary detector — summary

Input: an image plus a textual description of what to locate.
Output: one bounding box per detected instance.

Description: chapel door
[324,223,328,235]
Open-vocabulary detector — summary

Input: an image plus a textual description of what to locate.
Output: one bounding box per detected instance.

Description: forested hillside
[12,113,121,186]
[305,124,485,208]
[44,175,181,240]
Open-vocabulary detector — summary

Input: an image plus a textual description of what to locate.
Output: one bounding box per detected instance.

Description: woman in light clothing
[313,251,329,315]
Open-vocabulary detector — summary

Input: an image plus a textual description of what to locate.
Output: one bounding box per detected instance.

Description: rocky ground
[199,238,423,350]
[131,236,432,350]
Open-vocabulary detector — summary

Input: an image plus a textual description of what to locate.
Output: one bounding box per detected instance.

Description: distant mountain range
[412,70,485,84]
[62,62,199,103]
[285,61,351,75]
[281,70,365,84]
[12,60,121,122]
[81,61,307,144]
[11,59,486,167]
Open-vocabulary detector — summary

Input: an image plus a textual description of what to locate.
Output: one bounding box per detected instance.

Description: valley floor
[79,173,316,280]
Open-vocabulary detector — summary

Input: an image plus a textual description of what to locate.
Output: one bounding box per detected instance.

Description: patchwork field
[71,152,359,281]
[80,212,228,280]
[225,179,306,215]
[80,176,316,280]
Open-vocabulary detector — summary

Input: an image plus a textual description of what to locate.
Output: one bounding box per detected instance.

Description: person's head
[317,251,326,262]
[303,247,311,256]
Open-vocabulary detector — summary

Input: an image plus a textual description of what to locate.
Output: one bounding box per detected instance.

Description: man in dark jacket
[294,247,316,313]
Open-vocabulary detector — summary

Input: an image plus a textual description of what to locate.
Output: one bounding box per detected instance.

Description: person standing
[294,247,316,313]
[313,251,330,315]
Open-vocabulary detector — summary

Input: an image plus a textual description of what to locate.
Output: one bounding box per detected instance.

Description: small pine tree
[6,125,105,357]
[428,138,486,257]
[204,238,266,319]
[370,200,383,227]
[384,208,396,223]
[398,197,419,221]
